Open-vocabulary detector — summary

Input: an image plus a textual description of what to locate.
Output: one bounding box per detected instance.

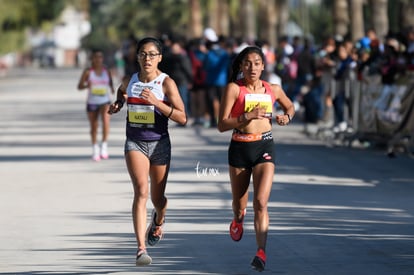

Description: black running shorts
[228,134,275,168]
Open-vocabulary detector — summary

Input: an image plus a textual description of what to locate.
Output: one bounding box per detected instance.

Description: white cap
[284,44,294,55]
[204,28,218,42]
[387,38,399,52]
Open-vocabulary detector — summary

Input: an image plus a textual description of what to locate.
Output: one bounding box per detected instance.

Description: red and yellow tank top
[230,80,276,119]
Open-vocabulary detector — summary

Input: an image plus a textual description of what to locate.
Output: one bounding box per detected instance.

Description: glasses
[138,52,161,60]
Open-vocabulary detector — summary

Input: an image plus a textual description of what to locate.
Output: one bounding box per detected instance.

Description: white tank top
[125,72,170,140]
[87,68,112,105]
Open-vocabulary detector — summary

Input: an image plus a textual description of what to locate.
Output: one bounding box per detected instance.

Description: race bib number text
[128,105,155,124]
[244,94,272,117]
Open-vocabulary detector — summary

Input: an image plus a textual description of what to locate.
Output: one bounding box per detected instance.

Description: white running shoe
[100,142,109,159]
[92,143,100,161]
[136,249,152,266]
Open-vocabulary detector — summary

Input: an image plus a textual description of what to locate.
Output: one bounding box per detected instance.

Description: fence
[315,72,414,157]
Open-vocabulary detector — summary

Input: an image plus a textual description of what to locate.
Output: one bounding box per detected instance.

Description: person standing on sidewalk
[158,36,193,120]
[217,46,294,272]
[108,37,187,265]
[203,32,230,128]
[77,49,115,161]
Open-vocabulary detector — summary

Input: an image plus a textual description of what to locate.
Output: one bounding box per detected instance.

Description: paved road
[1,68,414,275]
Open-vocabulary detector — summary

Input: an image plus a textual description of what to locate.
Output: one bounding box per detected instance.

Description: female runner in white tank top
[77,49,115,161]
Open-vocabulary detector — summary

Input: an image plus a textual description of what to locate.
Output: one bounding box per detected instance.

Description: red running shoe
[251,248,266,272]
[229,208,246,241]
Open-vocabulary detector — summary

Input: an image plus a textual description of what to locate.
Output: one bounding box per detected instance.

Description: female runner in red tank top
[218,46,295,272]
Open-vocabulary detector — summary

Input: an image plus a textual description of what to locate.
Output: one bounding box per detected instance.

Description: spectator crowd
[116,26,414,147]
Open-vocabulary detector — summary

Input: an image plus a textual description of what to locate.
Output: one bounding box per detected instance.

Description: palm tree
[276,0,289,41]
[240,0,256,41]
[350,0,365,41]
[258,0,278,47]
[400,0,414,29]
[369,0,388,40]
[333,0,349,38]
[189,0,203,38]
[217,0,230,36]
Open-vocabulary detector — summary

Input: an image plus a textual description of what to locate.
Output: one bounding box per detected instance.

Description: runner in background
[77,49,115,161]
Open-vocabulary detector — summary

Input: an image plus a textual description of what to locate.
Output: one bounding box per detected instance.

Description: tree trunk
[217,0,230,36]
[189,0,203,38]
[369,0,388,41]
[400,0,414,29]
[258,0,278,48]
[207,0,230,37]
[333,0,349,38]
[207,0,219,34]
[240,0,256,42]
[350,0,365,42]
[276,0,289,40]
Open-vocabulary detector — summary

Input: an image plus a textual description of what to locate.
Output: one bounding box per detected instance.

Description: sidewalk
[1,68,413,275]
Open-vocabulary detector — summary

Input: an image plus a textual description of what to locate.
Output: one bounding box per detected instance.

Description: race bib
[91,86,107,96]
[244,94,272,117]
[128,104,155,124]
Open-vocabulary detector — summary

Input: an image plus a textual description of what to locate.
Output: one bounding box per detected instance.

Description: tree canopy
[0,0,411,55]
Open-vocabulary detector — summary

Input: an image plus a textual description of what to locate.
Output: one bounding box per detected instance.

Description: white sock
[101,142,108,157]
[92,143,100,159]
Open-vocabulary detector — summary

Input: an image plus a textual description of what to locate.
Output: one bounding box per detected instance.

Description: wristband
[286,113,291,122]
[167,106,174,118]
